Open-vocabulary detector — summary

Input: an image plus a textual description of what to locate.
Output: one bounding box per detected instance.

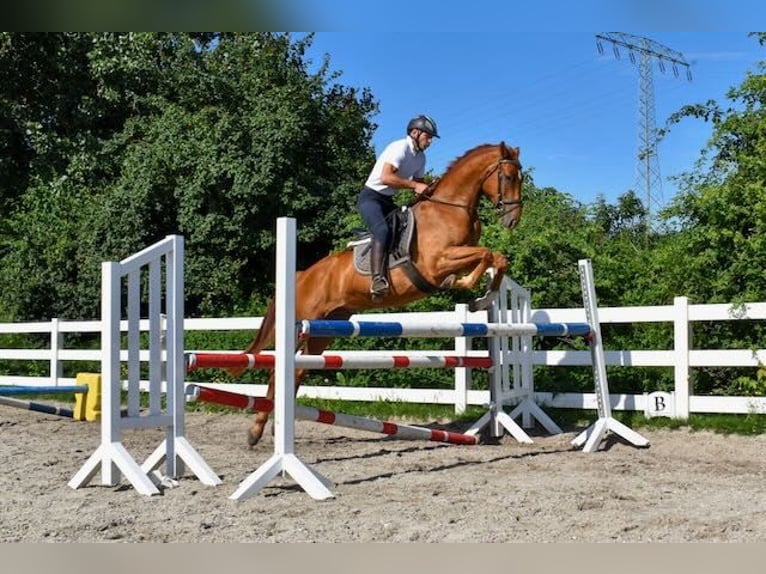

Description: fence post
[49,318,63,387]
[453,303,471,415]
[673,296,691,419]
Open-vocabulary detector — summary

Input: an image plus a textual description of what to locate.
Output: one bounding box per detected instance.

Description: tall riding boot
[369,239,390,301]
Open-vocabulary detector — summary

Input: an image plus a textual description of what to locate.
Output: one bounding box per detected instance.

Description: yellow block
[73,372,101,422]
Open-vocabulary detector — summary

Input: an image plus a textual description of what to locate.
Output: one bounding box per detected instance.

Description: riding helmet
[406,115,439,138]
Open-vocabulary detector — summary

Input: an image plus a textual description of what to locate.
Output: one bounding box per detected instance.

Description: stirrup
[370,275,390,301]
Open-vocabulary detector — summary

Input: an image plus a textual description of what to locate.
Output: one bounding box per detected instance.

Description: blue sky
[304,32,763,210]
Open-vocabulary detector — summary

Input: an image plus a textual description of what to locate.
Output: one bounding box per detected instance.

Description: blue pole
[0,395,74,418]
[300,320,591,339]
[0,385,88,396]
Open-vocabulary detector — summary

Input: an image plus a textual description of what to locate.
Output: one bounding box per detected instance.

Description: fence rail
[2,296,766,418]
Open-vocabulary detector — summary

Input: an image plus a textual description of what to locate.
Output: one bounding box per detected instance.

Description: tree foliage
[0,32,377,319]
[657,32,766,304]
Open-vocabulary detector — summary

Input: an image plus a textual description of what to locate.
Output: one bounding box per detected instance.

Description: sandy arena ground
[2,404,766,543]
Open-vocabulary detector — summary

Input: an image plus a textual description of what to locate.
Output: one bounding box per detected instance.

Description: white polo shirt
[364,136,426,196]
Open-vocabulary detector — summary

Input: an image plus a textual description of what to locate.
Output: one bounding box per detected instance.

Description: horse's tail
[225,298,277,379]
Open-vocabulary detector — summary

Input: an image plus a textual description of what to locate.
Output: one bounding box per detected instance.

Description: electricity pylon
[596,33,692,229]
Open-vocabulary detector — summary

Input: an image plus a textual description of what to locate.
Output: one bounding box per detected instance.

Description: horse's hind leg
[247,369,307,447]
[248,371,276,447]
[247,336,334,447]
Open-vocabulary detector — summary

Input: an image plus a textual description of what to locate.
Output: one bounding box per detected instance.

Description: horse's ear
[499,142,519,159]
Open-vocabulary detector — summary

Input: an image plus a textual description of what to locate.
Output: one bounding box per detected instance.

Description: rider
[357,114,439,301]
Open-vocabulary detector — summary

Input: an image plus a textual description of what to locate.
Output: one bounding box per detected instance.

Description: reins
[414,156,523,216]
[419,194,479,214]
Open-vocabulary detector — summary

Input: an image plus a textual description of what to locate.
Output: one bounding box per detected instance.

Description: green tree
[649,33,766,395]
[657,33,766,304]
[489,182,595,309]
[0,32,377,320]
[0,33,97,212]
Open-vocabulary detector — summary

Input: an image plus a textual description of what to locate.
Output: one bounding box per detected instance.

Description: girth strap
[401,259,443,294]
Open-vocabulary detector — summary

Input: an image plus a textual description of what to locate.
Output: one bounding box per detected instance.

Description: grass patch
[297,397,487,423]
[546,407,766,435]
[644,412,766,434]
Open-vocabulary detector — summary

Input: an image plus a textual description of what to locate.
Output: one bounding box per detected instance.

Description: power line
[596,32,692,228]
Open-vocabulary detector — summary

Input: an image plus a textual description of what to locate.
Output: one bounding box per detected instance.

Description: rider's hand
[413,181,429,195]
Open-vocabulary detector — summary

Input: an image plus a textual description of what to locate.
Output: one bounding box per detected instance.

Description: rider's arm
[380,163,428,194]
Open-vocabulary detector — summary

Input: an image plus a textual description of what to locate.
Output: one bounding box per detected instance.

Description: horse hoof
[439,274,456,289]
[469,291,496,312]
[247,428,261,448]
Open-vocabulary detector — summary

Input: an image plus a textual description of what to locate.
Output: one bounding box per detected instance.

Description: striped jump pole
[299,319,592,339]
[0,385,91,419]
[187,352,493,372]
[186,384,479,446]
[0,395,75,418]
[187,384,275,413]
[297,404,479,446]
[0,385,88,396]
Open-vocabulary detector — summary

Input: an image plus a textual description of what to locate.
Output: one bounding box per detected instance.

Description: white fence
[2,297,766,419]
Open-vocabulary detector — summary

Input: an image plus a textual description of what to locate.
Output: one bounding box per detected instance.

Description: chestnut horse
[232,142,523,446]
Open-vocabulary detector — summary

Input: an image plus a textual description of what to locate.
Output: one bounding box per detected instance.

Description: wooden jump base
[187,352,493,372]
[187,384,479,446]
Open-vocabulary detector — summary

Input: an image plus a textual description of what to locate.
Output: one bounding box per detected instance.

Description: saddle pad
[351,207,416,276]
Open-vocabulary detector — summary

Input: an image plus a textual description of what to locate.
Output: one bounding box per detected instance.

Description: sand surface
[2,405,766,543]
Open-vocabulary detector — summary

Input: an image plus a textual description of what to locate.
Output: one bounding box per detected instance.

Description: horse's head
[480,142,523,229]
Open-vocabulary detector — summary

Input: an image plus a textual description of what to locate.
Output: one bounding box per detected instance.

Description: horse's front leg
[435,246,508,290]
[465,250,508,311]
[434,246,508,310]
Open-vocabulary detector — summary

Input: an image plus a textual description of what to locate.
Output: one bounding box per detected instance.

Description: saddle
[350,207,440,294]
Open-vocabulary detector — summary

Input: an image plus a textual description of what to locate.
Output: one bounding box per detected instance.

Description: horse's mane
[443,143,498,173]
[429,143,498,193]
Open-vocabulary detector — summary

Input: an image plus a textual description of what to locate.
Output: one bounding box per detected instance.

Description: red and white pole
[187,384,478,446]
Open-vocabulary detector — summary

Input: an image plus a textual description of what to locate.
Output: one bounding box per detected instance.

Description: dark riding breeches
[357,187,396,246]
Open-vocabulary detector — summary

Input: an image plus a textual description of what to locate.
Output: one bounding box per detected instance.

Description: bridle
[421,157,523,216]
[483,158,523,218]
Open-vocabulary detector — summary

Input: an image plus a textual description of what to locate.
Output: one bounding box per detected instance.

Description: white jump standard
[230,218,335,502]
[69,235,221,496]
[571,258,650,453]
